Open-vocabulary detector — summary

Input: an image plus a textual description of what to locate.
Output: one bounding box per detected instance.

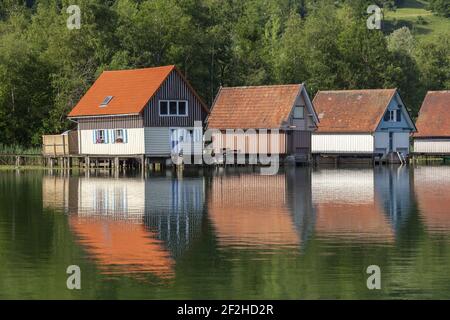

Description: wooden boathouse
[413,91,450,158]
[43,65,209,169]
[206,84,319,164]
[311,89,417,164]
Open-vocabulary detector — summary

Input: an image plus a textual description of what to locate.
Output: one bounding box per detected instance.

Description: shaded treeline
[0,0,448,146]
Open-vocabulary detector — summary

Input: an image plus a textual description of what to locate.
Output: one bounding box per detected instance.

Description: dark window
[383,112,390,121]
[170,101,178,115]
[160,101,168,115]
[397,109,402,122]
[293,106,304,119]
[178,101,187,115]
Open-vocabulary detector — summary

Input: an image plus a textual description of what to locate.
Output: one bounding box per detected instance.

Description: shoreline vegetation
[0,0,448,150]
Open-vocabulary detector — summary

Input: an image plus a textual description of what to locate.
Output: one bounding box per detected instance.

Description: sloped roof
[68,65,207,117]
[207,84,304,129]
[414,91,450,138]
[313,89,397,133]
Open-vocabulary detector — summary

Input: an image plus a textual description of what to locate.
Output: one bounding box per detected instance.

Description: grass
[0,144,41,155]
[383,0,450,41]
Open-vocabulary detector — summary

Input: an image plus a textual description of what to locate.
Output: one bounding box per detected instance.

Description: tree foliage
[0,0,448,146]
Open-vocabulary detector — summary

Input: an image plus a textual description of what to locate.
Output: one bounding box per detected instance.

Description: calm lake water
[0,165,449,299]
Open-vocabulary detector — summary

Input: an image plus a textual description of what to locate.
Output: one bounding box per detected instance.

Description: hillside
[384,0,450,41]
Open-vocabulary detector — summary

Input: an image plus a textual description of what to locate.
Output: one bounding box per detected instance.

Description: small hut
[413,91,450,156]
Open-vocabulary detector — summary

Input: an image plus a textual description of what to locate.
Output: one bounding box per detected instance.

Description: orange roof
[207,84,303,129]
[68,65,175,117]
[313,89,397,133]
[414,91,450,138]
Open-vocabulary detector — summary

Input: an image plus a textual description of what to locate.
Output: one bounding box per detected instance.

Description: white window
[159,100,188,116]
[95,130,107,144]
[293,105,304,119]
[389,110,396,122]
[114,129,124,143]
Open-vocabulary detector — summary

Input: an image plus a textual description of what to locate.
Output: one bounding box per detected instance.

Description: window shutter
[397,110,402,122]
[111,130,115,144]
[93,131,96,144]
[105,130,109,144]
[384,112,390,121]
[124,130,128,143]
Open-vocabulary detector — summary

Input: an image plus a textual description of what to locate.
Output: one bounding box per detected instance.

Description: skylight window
[100,96,113,107]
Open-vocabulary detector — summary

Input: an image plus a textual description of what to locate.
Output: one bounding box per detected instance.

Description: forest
[0,0,449,147]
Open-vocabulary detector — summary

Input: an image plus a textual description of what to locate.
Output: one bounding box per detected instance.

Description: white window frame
[114,129,125,144]
[159,100,189,117]
[388,109,397,122]
[96,129,106,144]
[293,105,305,119]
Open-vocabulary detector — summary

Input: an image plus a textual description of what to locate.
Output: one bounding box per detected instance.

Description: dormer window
[384,108,402,122]
[100,96,113,107]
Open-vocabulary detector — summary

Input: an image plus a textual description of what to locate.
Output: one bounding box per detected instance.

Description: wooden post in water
[15,156,20,168]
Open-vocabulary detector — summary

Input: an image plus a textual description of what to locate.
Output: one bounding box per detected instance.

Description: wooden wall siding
[374,132,410,155]
[78,115,144,130]
[414,139,450,154]
[144,127,171,156]
[68,130,79,155]
[144,70,206,127]
[42,134,69,156]
[287,131,311,154]
[312,134,374,154]
[211,131,287,155]
[79,128,145,155]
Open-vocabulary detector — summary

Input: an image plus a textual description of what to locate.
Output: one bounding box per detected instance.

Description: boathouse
[206,84,319,163]
[66,65,209,167]
[413,91,450,156]
[312,89,416,163]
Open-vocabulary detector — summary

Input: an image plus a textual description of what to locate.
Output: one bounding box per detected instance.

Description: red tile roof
[207,84,303,129]
[414,91,450,138]
[68,65,208,117]
[313,89,397,133]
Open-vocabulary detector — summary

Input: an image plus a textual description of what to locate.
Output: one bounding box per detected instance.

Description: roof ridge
[318,88,396,93]
[103,65,175,73]
[221,84,302,90]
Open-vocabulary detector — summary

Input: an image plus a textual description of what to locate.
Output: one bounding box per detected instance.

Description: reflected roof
[312,169,394,242]
[414,166,450,234]
[70,216,174,278]
[208,174,300,248]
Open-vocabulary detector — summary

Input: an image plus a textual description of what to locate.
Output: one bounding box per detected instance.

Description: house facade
[68,65,208,159]
[206,84,319,162]
[413,91,450,155]
[312,89,416,161]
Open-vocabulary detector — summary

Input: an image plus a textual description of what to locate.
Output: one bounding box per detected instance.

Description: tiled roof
[207,84,303,129]
[414,91,450,138]
[68,65,175,117]
[313,89,397,133]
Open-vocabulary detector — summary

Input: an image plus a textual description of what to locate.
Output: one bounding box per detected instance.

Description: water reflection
[208,171,301,249]
[42,173,206,279]
[69,216,174,278]
[41,165,450,281]
[414,166,450,234]
[312,169,394,243]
